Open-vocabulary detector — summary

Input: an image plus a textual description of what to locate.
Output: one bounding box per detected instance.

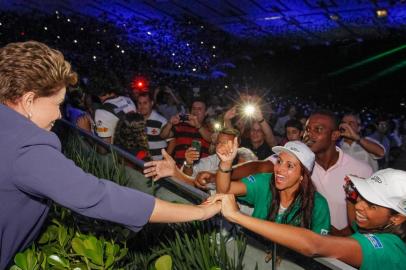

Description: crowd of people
[1,8,406,270]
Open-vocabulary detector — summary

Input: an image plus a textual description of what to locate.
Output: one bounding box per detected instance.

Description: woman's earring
[28,113,32,119]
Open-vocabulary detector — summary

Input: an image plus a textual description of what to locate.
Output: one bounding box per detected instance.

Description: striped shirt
[146,110,167,160]
[173,123,210,166]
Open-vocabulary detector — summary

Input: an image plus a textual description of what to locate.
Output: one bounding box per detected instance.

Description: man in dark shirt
[242,121,275,160]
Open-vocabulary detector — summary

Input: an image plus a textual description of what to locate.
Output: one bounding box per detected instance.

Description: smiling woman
[0,41,221,269]
[215,139,331,235]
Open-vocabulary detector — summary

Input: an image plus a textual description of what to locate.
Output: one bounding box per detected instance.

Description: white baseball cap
[272,141,315,172]
[348,168,406,216]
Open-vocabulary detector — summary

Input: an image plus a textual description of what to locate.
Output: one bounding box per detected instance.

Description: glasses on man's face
[343,177,359,204]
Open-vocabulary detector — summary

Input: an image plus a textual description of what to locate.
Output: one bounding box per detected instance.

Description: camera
[179,114,189,122]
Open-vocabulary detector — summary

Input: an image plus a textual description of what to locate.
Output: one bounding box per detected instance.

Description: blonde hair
[0,41,78,104]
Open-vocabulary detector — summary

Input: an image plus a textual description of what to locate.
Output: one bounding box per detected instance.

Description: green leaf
[58,226,68,248]
[48,254,70,269]
[154,255,172,270]
[71,238,86,257]
[14,249,39,270]
[209,267,221,270]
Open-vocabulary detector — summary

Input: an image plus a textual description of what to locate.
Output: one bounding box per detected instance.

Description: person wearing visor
[215,140,331,235]
[209,168,406,269]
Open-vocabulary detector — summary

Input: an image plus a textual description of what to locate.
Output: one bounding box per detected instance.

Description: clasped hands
[200,193,241,222]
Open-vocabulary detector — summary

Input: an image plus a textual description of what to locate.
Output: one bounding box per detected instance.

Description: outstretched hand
[143,149,176,181]
[216,137,238,163]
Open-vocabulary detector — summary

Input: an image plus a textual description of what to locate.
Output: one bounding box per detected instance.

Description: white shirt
[339,137,384,172]
[311,147,373,230]
[95,96,136,138]
[146,110,168,160]
[181,154,220,178]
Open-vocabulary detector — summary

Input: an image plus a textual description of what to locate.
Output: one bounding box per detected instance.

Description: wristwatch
[183,161,193,169]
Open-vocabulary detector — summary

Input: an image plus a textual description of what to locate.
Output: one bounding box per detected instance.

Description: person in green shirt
[216,140,330,235]
[209,168,406,270]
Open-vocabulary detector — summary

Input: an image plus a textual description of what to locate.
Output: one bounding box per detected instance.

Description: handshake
[199,193,242,222]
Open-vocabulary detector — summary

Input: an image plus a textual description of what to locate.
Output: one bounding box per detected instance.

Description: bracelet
[258,118,265,124]
[218,164,232,173]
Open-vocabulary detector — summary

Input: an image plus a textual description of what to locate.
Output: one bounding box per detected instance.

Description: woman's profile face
[354,196,393,229]
[30,87,66,130]
[274,151,302,192]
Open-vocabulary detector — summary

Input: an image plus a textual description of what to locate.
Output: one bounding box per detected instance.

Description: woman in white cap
[209,168,406,269]
[215,139,331,235]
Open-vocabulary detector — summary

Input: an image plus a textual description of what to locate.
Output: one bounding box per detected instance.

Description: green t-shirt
[239,173,330,235]
[351,230,406,270]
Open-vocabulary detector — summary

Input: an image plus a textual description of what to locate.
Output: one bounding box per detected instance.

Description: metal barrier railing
[58,118,356,270]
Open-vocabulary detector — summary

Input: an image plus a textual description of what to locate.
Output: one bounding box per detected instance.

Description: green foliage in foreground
[10,133,247,269]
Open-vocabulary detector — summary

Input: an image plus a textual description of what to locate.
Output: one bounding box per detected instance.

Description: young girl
[216,139,330,235]
[211,168,406,269]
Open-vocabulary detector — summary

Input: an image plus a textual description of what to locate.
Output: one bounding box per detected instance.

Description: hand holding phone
[191,140,202,152]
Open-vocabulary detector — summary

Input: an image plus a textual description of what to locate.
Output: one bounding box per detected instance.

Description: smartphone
[191,140,201,152]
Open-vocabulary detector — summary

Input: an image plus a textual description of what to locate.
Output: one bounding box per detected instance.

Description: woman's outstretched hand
[143,149,176,181]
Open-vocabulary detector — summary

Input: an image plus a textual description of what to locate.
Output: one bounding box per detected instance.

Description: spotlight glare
[116,44,120,48]
[67,18,71,22]
[147,31,152,35]
[93,55,96,60]
[73,39,77,43]
[192,68,196,72]
[376,8,388,18]
[44,26,48,30]
[213,122,222,131]
[243,104,256,116]
[121,49,125,54]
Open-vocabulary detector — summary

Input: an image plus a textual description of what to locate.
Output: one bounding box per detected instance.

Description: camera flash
[213,122,222,130]
[243,104,256,116]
